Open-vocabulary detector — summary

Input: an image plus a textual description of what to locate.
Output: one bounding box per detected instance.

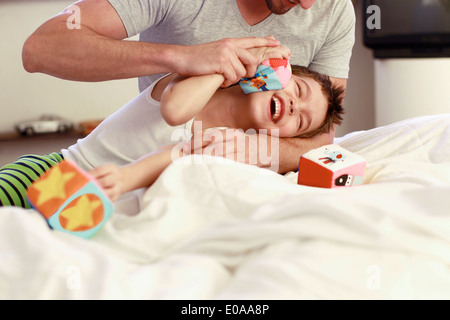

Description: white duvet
[1,114,450,300]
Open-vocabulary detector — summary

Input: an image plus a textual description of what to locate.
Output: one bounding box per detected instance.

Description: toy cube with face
[298,145,366,188]
[27,160,113,238]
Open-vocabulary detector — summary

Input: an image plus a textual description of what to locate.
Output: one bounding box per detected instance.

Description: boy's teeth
[271,96,281,122]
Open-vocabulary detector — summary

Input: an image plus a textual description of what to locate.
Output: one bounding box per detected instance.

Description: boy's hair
[290,65,345,138]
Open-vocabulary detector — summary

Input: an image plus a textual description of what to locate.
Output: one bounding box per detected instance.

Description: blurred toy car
[78,119,103,136]
[16,114,74,136]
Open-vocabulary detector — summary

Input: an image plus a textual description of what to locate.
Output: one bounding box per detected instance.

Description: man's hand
[177,126,335,174]
[176,128,280,172]
[248,37,291,66]
[175,37,291,87]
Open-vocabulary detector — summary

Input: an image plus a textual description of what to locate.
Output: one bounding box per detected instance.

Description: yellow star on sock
[33,166,76,206]
[60,195,102,231]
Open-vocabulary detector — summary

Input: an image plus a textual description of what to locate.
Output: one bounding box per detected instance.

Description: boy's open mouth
[270,96,283,123]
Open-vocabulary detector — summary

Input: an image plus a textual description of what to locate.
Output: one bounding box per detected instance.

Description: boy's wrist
[119,166,133,195]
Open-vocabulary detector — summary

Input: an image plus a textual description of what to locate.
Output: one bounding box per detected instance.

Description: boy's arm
[91,127,334,201]
[160,74,225,126]
[90,145,175,201]
[159,43,291,126]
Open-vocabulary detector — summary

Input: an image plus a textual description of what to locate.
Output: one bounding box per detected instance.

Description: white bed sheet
[1,114,450,299]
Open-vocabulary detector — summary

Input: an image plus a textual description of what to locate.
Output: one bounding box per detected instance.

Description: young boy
[0,49,344,207]
[88,62,345,201]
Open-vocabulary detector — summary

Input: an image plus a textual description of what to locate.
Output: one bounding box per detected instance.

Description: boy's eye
[298,114,303,131]
[297,82,302,98]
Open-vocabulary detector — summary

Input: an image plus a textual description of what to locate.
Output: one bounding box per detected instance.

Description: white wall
[338,0,450,134]
[0,0,139,135]
[374,58,450,126]
[0,0,375,136]
[336,0,376,136]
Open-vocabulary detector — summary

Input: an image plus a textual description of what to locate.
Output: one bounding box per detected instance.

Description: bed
[1,113,450,300]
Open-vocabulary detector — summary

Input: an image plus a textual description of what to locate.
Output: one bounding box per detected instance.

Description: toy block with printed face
[298,145,366,188]
[27,160,113,238]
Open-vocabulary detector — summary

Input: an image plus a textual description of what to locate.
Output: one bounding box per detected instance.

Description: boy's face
[246,74,328,138]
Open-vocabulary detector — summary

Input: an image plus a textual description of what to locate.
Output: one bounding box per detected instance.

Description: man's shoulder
[313,0,354,10]
[309,0,355,18]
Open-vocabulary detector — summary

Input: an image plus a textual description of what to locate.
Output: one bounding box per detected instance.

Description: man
[22,0,355,173]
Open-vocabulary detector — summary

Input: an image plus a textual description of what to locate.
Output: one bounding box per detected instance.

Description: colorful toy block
[298,144,366,188]
[239,59,292,94]
[27,160,113,238]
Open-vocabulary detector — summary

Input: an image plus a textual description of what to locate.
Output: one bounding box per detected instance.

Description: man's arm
[22,0,281,84]
[185,127,334,174]
[277,127,335,173]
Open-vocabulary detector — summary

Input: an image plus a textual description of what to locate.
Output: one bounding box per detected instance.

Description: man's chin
[268,7,292,15]
[265,0,293,15]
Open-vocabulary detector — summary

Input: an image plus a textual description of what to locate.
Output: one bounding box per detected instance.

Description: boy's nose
[288,99,300,115]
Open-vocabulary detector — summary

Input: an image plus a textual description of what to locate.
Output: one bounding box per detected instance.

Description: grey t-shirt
[108,0,355,92]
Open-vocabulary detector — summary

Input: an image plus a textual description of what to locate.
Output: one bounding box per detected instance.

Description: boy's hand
[89,164,124,202]
[248,36,291,67]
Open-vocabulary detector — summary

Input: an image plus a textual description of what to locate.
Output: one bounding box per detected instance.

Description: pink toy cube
[298,145,366,188]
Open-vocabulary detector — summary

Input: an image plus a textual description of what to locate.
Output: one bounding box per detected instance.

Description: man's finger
[266,45,292,60]
[235,36,281,49]
[185,128,221,153]
[220,58,239,87]
[227,51,248,84]
[234,47,259,78]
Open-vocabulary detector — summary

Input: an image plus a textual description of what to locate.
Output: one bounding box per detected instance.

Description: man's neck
[236,0,271,26]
